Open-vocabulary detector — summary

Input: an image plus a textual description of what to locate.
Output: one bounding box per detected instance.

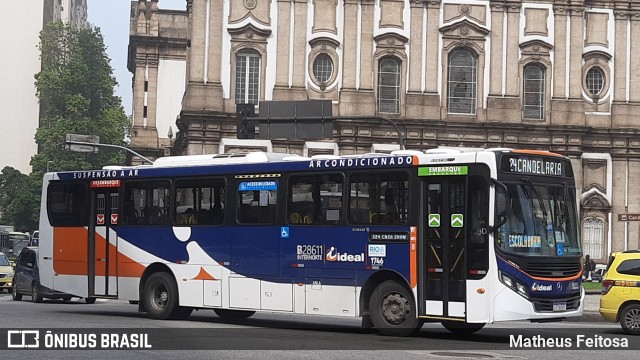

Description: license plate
[553,302,566,311]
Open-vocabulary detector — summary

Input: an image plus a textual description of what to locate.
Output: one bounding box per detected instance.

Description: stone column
[553,6,568,98]
[133,60,146,128]
[207,0,223,84]
[292,0,308,89]
[274,0,291,89]
[408,1,423,92]
[504,4,521,96]
[359,0,375,90]
[188,0,206,83]
[569,7,584,99]
[424,0,440,93]
[146,59,159,129]
[342,0,358,89]
[630,12,640,102]
[613,10,629,102]
[489,3,504,96]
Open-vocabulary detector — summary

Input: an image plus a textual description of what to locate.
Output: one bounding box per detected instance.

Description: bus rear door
[89,181,120,297]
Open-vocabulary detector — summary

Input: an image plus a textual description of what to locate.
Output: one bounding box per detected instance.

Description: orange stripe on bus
[53,227,89,275]
[410,226,417,288]
[192,267,216,280]
[511,150,564,158]
[53,227,145,278]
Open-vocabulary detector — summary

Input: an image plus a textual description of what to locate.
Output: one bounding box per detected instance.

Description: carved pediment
[520,40,553,53]
[583,49,612,62]
[309,36,341,49]
[440,19,490,39]
[581,190,611,210]
[373,32,409,47]
[227,23,272,42]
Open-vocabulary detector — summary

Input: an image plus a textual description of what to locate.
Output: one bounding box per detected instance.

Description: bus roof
[50,148,569,182]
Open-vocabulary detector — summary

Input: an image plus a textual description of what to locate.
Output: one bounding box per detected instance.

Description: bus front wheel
[369,280,422,336]
[142,272,192,320]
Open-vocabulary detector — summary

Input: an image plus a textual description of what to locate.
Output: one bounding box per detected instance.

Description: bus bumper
[493,286,584,322]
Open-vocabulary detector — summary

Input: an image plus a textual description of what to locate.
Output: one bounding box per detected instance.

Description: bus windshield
[498,182,580,257]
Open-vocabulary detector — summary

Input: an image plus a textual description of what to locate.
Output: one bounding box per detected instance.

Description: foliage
[0,21,131,231]
[31,21,131,176]
[0,167,40,232]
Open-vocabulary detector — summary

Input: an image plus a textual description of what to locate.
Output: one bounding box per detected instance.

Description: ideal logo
[326,247,365,262]
[531,282,552,292]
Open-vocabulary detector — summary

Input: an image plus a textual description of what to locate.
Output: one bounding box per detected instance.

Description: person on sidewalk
[584,255,596,281]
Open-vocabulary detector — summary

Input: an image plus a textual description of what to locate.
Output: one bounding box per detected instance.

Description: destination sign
[500,155,570,177]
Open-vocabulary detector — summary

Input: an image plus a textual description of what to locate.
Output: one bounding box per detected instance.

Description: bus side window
[238,185,277,224]
[349,172,408,225]
[288,174,343,225]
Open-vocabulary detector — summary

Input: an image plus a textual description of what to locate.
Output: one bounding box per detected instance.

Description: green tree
[0,167,40,231]
[32,21,131,175]
[0,22,131,231]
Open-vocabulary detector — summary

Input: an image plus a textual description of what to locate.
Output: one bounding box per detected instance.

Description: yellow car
[599,251,640,335]
[0,252,14,292]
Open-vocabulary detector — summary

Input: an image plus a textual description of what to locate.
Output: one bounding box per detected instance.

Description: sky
[88,0,186,115]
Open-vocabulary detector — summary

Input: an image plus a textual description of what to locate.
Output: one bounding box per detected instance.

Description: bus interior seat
[289,213,301,224]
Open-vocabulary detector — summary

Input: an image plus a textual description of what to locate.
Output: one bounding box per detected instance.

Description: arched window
[235,49,260,105]
[377,57,401,113]
[523,63,545,120]
[583,218,604,260]
[447,48,477,114]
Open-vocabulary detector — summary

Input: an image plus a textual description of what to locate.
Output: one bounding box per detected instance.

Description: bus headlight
[500,271,514,288]
[516,282,529,298]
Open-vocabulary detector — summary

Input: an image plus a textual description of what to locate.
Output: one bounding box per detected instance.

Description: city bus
[38,148,583,336]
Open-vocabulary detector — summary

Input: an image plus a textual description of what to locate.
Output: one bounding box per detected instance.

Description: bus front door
[420,176,468,320]
[89,188,119,297]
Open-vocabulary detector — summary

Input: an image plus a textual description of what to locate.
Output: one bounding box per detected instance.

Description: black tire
[31,282,43,303]
[85,297,96,304]
[214,309,256,319]
[63,296,72,302]
[441,321,485,335]
[369,280,422,336]
[620,304,640,335]
[11,283,22,301]
[142,272,192,320]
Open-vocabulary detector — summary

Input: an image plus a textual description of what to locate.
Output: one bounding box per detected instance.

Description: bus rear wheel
[441,321,485,335]
[142,272,192,320]
[369,280,421,336]
[214,309,255,319]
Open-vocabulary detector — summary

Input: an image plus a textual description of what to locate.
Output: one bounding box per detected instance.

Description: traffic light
[236,104,256,139]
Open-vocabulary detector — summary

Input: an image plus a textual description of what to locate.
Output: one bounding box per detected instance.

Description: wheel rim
[381,292,410,325]
[150,283,169,311]
[12,284,17,297]
[32,285,38,299]
[624,308,640,331]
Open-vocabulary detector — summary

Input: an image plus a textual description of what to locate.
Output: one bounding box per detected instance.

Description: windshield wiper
[522,177,548,220]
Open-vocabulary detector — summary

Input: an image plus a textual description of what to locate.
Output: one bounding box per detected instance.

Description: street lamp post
[46,161,53,172]
[64,134,154,165]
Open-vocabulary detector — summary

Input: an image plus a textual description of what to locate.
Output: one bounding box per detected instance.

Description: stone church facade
[129,0,640,261]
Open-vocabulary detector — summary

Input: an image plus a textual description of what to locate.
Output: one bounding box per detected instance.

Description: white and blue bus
[38,148,583,336]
